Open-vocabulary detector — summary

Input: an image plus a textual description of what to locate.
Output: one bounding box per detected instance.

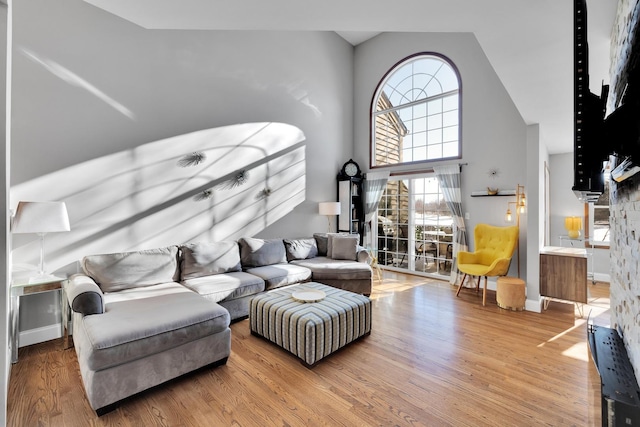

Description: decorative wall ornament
[193,189,213,201]
[177,152,207,167]
[192,170,251,202]
[256,187,272,199]
[487,168,500,179]
[216,170,249,190]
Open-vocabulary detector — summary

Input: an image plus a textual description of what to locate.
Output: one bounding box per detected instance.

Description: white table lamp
[11,201,71,277]
[319,202,341,232]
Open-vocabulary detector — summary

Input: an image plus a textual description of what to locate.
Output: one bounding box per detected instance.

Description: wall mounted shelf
[470,190,516,197]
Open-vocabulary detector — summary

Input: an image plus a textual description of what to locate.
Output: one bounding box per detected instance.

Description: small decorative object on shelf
[487,187,499,195]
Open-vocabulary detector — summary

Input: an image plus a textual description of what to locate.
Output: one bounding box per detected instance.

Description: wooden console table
[539,246,587,315]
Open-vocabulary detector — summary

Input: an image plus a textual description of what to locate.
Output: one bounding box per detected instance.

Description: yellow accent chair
[455,224,519,306]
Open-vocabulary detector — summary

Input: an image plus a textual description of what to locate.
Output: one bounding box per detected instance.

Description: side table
[539,246,588,317]
[10,276,69,363]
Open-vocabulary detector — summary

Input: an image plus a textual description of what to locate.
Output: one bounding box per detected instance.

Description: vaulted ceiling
[83,0,618,154]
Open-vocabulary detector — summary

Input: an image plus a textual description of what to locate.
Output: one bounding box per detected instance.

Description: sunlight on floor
[562,342,590,362]
[377,272,612,365]
[538,282,611,362]
[370,270,450,300]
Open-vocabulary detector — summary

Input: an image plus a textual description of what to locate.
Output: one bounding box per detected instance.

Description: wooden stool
[496,276,525,311]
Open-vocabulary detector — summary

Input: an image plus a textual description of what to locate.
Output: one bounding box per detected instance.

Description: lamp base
[567,230,581,239]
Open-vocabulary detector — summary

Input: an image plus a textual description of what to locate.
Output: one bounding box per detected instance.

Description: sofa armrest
[356,246,372,264]
[66,274,105,315]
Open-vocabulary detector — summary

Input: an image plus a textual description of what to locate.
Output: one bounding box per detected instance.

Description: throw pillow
[313,233,329,256]
[284,238,318,261]
[327,232,359,258]
[238,237,287,268]
[82,246,180,293]
[180,241,242,280]
[331,235,359,261]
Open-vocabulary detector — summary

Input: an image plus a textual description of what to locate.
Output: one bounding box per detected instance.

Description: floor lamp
[11,201,71,280]
[319,202,340,233]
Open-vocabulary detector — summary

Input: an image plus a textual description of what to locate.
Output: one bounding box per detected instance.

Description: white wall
[1,1,9,424]
[10,0,354,338]
[353,32,528,281]
[549,153,587,242]
[524,124,546,312]
[549,153,610,282]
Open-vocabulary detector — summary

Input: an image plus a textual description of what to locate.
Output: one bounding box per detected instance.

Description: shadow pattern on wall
[11,122,306,274]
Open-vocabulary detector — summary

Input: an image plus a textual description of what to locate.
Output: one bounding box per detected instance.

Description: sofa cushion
[82,282,230,371]
[82,246,180,293]
[244,263,312,290]
[313,233,329,256]
[180,241,241,280]
[283,238,318,261]
[326,233,359,258]
[239,237,286,268]
[290,257,372,281]
[181,271,265,303]
[331,235,359,261]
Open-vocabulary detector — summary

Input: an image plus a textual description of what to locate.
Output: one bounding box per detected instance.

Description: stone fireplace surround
[609,176,640,386]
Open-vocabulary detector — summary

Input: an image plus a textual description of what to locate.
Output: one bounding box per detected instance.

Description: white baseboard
[525,298,542,313]
[592,273,610,283]
[19,323,61,348]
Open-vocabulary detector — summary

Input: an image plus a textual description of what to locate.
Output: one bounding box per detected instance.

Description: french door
[376,175,453,279]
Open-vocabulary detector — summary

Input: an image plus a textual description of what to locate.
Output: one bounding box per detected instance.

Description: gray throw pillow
[180,241,242,280]
[284,238,318,261]
[239,237,287,268]
[313,233,329,256]
[82,246,180,293]
[331,235,359,261]
[327,232,359,258]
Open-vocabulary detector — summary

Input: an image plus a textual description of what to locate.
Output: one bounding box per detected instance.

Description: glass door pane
[377,175,453,279]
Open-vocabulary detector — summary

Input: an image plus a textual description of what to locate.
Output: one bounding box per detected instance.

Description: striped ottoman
[250,282,372,367]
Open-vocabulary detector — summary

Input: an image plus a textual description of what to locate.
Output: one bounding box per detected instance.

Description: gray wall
[1,1,9,423]
[353,32,529,281]
[10,0,353,338]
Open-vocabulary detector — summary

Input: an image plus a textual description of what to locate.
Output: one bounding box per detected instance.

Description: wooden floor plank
[7,272,608,426]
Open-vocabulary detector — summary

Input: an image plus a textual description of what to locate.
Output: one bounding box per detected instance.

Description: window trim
[369,52,463,171]
[583,203,610,249]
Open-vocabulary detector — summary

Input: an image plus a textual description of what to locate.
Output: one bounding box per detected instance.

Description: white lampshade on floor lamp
[11,201,71,278]
[319,202,341,232]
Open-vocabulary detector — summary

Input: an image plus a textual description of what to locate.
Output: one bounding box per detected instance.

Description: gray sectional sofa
[64,233,372,414]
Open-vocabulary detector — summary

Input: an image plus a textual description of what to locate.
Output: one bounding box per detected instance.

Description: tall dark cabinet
[337,159,364,243]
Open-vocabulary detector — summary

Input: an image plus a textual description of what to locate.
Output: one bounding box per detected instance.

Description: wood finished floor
[8,272,610,426]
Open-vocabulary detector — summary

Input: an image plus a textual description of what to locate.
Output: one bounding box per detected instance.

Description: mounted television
[572,0,608,202]
[573,0,640,202]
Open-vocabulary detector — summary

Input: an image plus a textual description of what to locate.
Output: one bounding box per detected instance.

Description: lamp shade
[12,201,71,234]
[319,202,341,216]
[564,216,582,239]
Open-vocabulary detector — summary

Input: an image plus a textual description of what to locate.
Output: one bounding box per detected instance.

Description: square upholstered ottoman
[249,282,371,367]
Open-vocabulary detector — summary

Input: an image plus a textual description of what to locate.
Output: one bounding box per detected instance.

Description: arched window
[371,53,461,167]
